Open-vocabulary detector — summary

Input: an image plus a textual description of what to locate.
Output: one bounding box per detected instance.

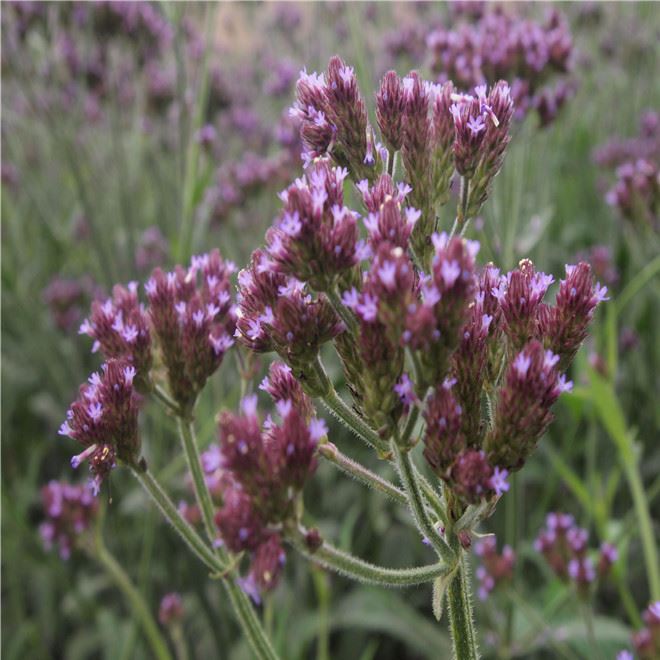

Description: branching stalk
[391,441,455,565]
[289,527,451,587]
[318,442,406,504]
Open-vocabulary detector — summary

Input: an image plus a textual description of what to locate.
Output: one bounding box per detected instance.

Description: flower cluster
[39,480,99,559]
[534,513,617,594]
[594,110,659,230]
[605,159,659,230]
[62,250,237,490]
[427,6,575,125]
[42,275,102,333]
[474,536,515,600]
[292,57,513,264]
[146,250,236,410]
[213,366,327,601]
[235,249,343,396]
[79,282,152,387]
[631,601,660,660]
[158,593,184,627]
[58,359,140,494]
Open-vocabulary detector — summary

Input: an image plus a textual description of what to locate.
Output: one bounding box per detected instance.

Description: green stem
[320,387,387,453]
[222,578,279,660]
[152,384,183,416]
[622,456,660,600]
[312,568,331,660]
[176,417,218,548]
[446,552,479,660]
[169,624,189,660]
[318,442,407,504]
[391,441,455,564]
[95,537,172,660]
[129,464,221,571]
[580,601,601,660]
[325,288,358,335]
[129,465,279,660]
[289,527,451,587]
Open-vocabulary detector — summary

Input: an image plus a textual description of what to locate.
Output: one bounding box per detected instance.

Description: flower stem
[325,288,358,335]
[318,442,407,504]
[129,464,279,660]
[320,387,387,453]
[289,526,451,587]
[95,535,172,660]
[446,551,479,660]
[129,464,221,571]
[176,417,219,548]
[391,441,455,565]
[222,578,280,660]
[152,384,183,416]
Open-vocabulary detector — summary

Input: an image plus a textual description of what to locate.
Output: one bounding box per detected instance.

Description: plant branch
[289,526,451,587]
[176,417,219,548]
[318,442,406,504]
[446,550,479,660]
[391,441,455,565]
[320,387,388,453]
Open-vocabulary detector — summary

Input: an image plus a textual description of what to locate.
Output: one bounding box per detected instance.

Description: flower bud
[376,70,406,153]
[485,340,569,471]
[540,262,607,370]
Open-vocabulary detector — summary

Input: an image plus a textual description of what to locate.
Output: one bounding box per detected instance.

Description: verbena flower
[474,536,515,600]
[427,7,574,125]
[59,359,140,494]
[158,593,184,626]
[214,392,324,601]
[39,480,98,559]
[79,281,152,386]
[146,250,236,409]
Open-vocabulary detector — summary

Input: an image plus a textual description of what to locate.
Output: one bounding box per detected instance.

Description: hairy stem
[152,384,183,416]
[318,442,406,504]
[129,465,279,660]
[95,535,172,660]
[392,441,455,565]
[289,527,451,587]
[129,464,221,571]
[446,551,479,660]
[176,417,218,548]
[223,578,280,660]
[320,387,387,453]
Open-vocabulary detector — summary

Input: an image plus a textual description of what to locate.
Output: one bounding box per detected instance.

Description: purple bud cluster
[534,513,617,595]
[474,536,515,600]
[605,159,659,230]
[158,592,184,626]
[58,359,140,494]
[213,372,326,601]
[427,6,574,125]
[266,160,360,290]
[80,282,152,386]
[146,250,236,409]
[291,56,373,181]
[594,110,659,230]
[632,601,660,660]
[42,275,102,333]
[235,249,342,396]
[39,480,98,560]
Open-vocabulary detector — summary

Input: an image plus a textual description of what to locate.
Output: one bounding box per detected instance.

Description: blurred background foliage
[2,2,659,659]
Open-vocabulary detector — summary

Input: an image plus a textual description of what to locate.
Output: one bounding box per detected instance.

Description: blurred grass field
[2,2,659,659]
